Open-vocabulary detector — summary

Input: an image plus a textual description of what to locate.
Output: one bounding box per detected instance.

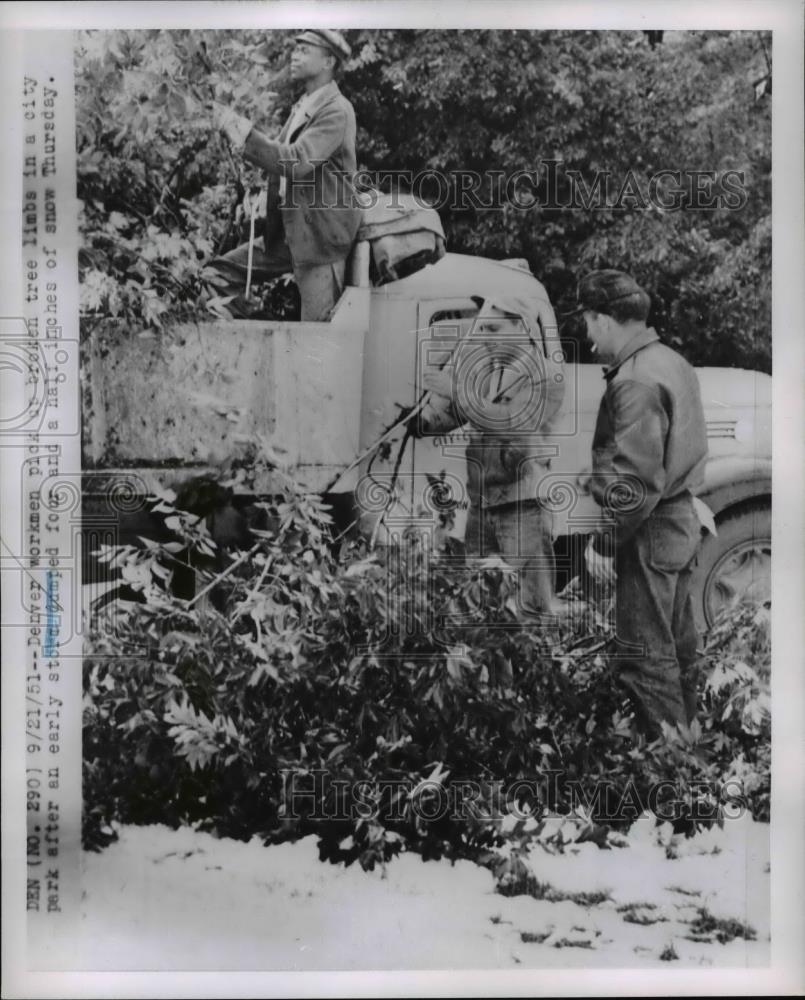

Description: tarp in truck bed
[357,192,446,284]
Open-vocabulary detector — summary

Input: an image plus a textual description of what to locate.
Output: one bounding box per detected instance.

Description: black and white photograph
[1,2,803,996]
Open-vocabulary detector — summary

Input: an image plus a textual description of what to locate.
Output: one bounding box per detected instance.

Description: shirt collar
[297,80,338,112]
[287,82,338,139]
[603,326,660,380]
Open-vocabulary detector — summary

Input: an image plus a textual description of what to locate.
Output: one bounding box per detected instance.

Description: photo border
[1,1,802,996]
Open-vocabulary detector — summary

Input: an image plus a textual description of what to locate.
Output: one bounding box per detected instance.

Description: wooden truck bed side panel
[84,288,369,493]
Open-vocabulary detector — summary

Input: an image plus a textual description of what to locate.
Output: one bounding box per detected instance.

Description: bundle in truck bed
[357,192,446,285]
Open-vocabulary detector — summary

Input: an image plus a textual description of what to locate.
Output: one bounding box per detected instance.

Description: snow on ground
[78,815,769,971]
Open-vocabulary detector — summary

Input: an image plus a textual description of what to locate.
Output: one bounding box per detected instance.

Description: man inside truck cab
[412,297,566,618]
[207,29,361,321]
[572,270,710,740]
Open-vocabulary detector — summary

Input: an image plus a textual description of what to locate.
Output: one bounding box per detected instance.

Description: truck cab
[83,246,771,630]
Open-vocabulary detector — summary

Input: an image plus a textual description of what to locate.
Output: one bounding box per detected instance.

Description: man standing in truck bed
[207,29,361,321]
[573,269,709,739]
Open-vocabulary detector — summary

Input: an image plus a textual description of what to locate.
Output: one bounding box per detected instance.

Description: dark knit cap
[566,269,650,320]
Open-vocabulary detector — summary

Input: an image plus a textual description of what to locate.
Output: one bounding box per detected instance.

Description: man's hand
[585,537,616,587]
[422,369,454,399]
[212,102,253,150]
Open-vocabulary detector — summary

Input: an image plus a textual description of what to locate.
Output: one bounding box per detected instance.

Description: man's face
[289,42,334,81]
[583,310,618,363]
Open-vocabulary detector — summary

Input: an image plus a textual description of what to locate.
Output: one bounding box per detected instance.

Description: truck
[82,242,771,631]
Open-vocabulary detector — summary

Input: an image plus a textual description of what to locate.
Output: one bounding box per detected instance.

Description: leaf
[343,558,378,578]
[326,742,350,762]
[445,646,472,680]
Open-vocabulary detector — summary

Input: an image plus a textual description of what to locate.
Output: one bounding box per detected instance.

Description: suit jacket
[590,327,708,552]
[242,81,361,266]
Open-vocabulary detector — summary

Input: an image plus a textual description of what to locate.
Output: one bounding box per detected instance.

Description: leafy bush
[83,479,771,869]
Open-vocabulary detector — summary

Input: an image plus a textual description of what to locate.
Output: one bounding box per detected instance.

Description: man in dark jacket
[573,270,709,737]
[413,296,566,617]
[208,29,361,321]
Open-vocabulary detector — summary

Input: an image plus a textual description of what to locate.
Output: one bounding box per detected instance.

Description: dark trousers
[206,239,345,322]
[614,495,702,736]
[465,500,556,616]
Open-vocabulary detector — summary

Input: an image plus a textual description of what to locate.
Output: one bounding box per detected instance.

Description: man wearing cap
[412,297,566,618]
[572,269,709,738]
[207,29,361,321]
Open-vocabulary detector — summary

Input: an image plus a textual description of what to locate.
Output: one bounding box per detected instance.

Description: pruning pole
[245,198,258,300]
[188,58,246,259]
[321,396,431,545]
[321,394,431,495]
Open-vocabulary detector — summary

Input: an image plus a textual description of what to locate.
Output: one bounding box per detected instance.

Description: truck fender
[699,456,771,518]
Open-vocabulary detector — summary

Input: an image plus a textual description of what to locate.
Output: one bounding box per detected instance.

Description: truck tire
[691,503,771,633]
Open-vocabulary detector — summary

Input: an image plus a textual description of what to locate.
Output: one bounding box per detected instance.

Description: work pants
[207,239,345,322]
[465,500,557,617]
[613,494,702,737]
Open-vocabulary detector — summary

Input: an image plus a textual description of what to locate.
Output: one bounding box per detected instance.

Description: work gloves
[584,537,616,587]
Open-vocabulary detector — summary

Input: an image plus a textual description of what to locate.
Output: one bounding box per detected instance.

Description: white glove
[691,496,717,537]
[585,537,616,587]
[241,187,268,221]
[212,103,253,150]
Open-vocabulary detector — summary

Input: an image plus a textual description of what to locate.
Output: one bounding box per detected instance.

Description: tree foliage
[76,28,770,370]
[84,478,771,872]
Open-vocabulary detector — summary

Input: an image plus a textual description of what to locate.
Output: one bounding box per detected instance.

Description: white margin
[1,1,803,997]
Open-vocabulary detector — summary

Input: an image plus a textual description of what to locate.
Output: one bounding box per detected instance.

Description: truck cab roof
[373,251,552,305]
